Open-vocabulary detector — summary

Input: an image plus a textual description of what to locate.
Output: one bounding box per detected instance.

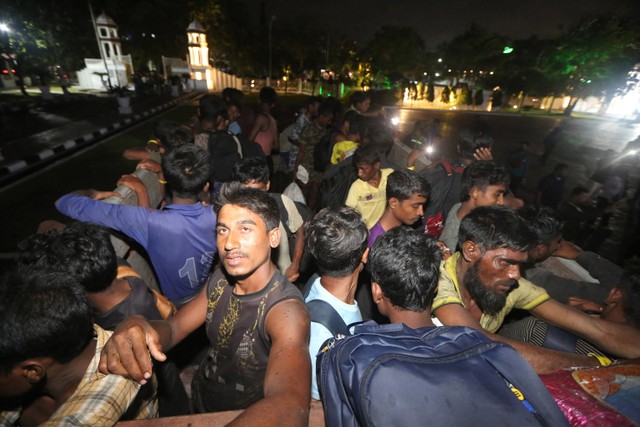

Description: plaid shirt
[0,325,158,426]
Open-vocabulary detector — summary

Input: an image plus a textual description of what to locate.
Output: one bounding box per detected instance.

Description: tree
[365,26,426,83]
[539,14,640,115]
[1,0,96,83]
[438,23,505,84]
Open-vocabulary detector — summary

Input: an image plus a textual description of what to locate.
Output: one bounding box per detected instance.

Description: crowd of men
[2,88,640,426]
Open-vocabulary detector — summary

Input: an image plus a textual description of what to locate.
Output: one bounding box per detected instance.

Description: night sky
[253,0,639,48]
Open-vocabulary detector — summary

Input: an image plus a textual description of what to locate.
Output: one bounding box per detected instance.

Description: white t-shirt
[305,276,363,400]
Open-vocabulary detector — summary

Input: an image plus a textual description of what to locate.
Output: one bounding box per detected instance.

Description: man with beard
[98,182,311,426]
[432,206,640,373]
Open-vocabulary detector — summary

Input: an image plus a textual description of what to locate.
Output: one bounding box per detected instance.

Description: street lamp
[267,15,276,87]
[0,23,10,33]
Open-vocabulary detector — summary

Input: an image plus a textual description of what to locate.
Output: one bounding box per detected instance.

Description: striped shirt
[0,325,157,426]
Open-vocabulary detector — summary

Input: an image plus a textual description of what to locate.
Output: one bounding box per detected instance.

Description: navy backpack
[317,322,569,427]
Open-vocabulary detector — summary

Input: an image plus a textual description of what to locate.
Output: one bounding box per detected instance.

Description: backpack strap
[307,299,350,337]
[232,134,243,158]
[270,194,293,239]
[439,159,454,176]
[542,324,578,353]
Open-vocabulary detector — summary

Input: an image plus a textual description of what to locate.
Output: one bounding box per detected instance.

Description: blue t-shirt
[56,194,217,302]
[228,121,241,136]
[305,276,362,400]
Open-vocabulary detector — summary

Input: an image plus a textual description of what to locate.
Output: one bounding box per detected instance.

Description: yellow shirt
[331,140,359,164]
[432,253,550,333]
[345,168,393,229]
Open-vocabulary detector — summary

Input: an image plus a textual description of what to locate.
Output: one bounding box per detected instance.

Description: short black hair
[350,91,370,106]
[458,129,494,160]
[162,144,210,199]
[619,269,640,328]
[222,87,244,105]
[516,205,565,245]
[16,223,117,293]
[304,96,322,108]
[163,126,194,152]
[153,119,179,143]
[199,94,228,121]
[352,144,380,167]
[458,205,535,253]
[346,114,365,137]
[259,86,277,105]
[369,227,442,312]
[214,181,280,231]
[0,268,94,372]
[460,160,510,202]
[231,157,269,185]
[317,101,335,118]
[305,207,368,278]
[386,170,431,202]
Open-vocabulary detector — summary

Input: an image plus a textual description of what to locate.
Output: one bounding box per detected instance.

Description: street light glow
[0,23,10,32]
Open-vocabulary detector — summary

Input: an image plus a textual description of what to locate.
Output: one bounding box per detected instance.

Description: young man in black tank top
[99,182,311,426]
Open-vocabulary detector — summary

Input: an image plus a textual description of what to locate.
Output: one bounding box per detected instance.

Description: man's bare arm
[118,174,151,208]
[99,284,209,383]
[531,299,640,359]
[433,303,598,374]
[228,299,311,427]
[285,227,305,283]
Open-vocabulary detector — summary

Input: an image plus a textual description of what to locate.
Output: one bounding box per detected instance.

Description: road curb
[0,94,197,184]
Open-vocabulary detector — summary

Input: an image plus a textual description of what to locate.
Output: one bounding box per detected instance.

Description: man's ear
[21,360,48,384]
[605,287,623,306]
[471,186,480,201]
[268,228,281,249]
[266,181,271,192]
[371,282,384,304]
[362,248,370,265]
[389,197,399,209]
[461,241,480,262]
[203,182,210,193]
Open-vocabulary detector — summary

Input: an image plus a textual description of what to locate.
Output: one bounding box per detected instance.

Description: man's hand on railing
[136,159,162,174]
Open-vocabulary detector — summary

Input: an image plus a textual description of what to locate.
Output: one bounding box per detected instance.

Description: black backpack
[420,158,464,238]
[320,162,358,209]
[313,132,334,173]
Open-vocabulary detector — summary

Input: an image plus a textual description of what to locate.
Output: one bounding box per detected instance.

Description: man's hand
[407,149,423,168]
[284,264,300,283]
[567,296,602,314]
[99,315,167,385]
[552,239,583,260]
[436,241,452,260]
[117,174,146,193]
[473,147,493,161]
[136,159,162,174]
[69,188,122,200]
